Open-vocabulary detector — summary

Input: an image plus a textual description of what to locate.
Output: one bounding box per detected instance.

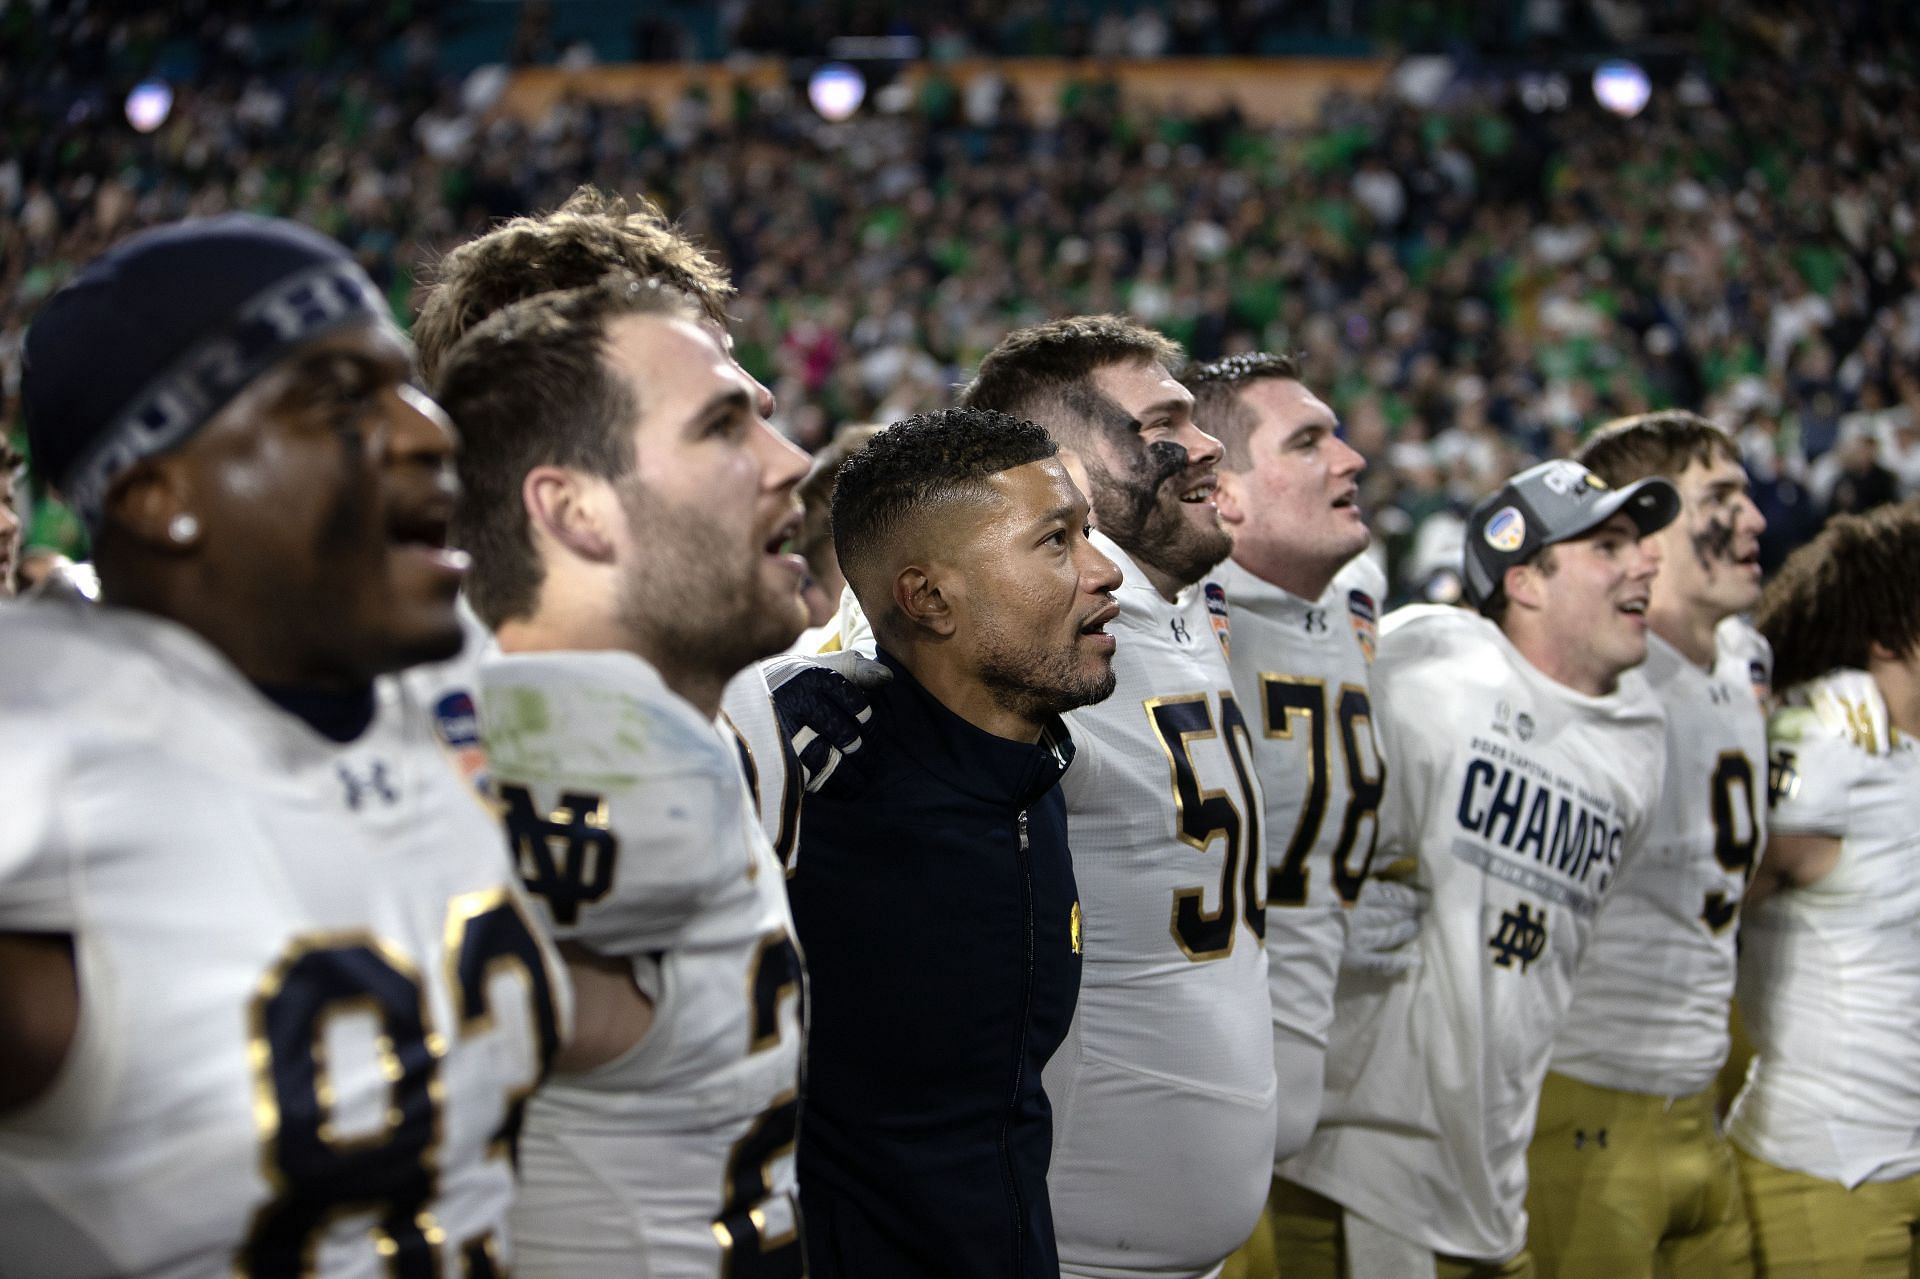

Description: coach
[783,408,1122,1279]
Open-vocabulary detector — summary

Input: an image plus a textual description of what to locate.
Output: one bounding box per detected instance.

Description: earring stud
[167,513,199,543]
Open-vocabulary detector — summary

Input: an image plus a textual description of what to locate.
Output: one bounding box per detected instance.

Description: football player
[0,215,566,1276]
[435,275,811,1278]
[1276,459,1677,1277]
[1183,354,1388,1279]
[961,316,1277,1279]
[1522,411,1771,1278]
[1730,501,1920,1278]
[414,184,813,856]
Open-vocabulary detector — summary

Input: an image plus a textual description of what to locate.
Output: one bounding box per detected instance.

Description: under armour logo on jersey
[1303,609,1328,634]
[499,783,618,927]
[1573,1127,1609,1150]
[1169,617,1192,645]
[1489,902,1548,973]
[336,760,398,809]
[1709,684,1733,705]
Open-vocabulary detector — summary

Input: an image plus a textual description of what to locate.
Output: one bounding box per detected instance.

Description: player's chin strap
[1343,1210,1439,1279]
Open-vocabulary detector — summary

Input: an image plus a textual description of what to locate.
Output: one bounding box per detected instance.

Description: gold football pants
[1525,1071,1752,1278]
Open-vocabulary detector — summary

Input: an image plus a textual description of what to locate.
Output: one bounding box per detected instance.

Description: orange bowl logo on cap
[1484,506,1526,552]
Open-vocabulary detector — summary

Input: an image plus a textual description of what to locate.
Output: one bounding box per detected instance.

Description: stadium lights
[1593,60,1652,118]
[808,63,866,122]
[125,80,173,133]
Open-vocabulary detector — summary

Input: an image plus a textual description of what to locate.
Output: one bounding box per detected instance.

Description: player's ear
[1213,468,1248,527]
[1503,561,1544,613]
[523,465,616,563]
[104,455,198,553]
[894,562,959,638]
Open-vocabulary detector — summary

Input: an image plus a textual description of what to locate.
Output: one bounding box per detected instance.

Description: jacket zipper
[1002,807,1035,1272]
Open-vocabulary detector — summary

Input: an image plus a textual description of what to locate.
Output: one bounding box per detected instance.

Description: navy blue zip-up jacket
[788,648,1082,1279]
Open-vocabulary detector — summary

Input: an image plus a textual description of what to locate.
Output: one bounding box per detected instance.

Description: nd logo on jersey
[499,783,619,926]
[1489,902,1548,973]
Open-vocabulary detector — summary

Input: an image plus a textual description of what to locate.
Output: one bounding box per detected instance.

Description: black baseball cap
[1463,459,1679,613]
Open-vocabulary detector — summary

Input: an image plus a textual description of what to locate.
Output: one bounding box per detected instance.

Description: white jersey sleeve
[1728,669,1920,1188]
[1044,532,1277,1279]
[718,663,803,869]
[481,651,745,955]
[1281,606,1667,1262]
[1214,555,1386,1163]
[1764,669,1888,835]
[1551,627,1769,1097]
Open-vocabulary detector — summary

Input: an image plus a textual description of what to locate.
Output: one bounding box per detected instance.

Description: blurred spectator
[1825,423,1901,518]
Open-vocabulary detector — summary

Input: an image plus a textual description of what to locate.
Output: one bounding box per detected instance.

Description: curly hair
[959,315,1182,444]
[413,185,732,384]
[1756,499,1920,692]
[1182,351,1304,470]
[832,408,1058,630]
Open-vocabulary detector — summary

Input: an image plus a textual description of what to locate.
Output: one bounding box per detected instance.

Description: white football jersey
[1044,531,1277,1279]
[717,664,803,870]
[0,599,566,1279]
[479,650,806,1278]
[1281,606,1666,1262]
[1213,554,1386,1163]
[1728,668,1920,1187]
[1551,622,1770,1097]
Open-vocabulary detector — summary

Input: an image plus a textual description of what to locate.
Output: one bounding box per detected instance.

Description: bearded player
[1521,411,1771,1278]
[1276,459,1676,1277]
[436,276,812,1277]
[415,184,817,858]
[962,316,1276,1279]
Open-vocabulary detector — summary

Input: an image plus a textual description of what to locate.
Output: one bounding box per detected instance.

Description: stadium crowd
[6,1,1920,596]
